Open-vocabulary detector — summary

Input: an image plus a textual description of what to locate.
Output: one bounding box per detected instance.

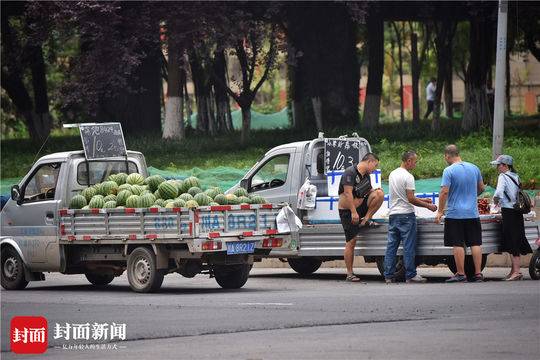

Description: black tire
[85,273,115,286]
[1,247,29,290]
[529,250,540,280]
[288,258,322,275]
[376,256,405,281]
[446,254,487,279]
[127,247,164,293]
[214,264,250,289]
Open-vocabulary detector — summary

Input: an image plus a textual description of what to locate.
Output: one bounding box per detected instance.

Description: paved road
[2,267,539,360]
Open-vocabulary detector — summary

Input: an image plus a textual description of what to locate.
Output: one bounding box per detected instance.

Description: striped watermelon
[233,188,249,198]
[145,175,165,193]
[185,200,199,209]
[205,188,219,199]
[126,173,145,186]
[108,173,128,185]
[140,193,156,208]
[81,187,97,202]
[187,187,202,197]
[118,183,132,192]
[225,194,239,205]
[173,199,186,208]
[182,177,200,192]
[126,195,141,208]
[178,193,193,202]
[82,205,90,210]
[154,199,165,207]
[158,181,178,200]
[209,202,219,206]
[194,193,211,206]
[88,195,105,209]
[238,196,251,204]
[104,201,117,209]
[130,185,145,196]
[116,190,132,206]
[103,194,117,203]
[214,194,228,205]
[250,195,267,204]
[69,195,87,209]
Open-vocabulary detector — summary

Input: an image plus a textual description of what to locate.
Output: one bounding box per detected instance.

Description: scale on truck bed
[64,122,129,185]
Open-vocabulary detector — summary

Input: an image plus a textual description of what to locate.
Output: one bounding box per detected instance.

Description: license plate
[226,241,256,255]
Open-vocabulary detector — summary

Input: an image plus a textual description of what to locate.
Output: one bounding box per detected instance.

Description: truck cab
[1,151,147,273]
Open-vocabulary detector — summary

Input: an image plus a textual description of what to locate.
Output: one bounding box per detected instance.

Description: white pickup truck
[1,151,294,292]
[228,135,540,280]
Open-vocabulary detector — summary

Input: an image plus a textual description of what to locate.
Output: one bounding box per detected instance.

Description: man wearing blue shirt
[435,145,485,282]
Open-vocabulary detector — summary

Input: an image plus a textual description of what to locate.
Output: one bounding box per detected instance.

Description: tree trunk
[444,44,454,118]
[240,105,251,145]
[411,32,420,126]
[362,11,384,129]
[433,20,456,131]
[462,18,492,131]
[163,32,185,140]
[393,22,405,123]
[213,50,232,132]
[312,97,323,131]
[285,3,359,130]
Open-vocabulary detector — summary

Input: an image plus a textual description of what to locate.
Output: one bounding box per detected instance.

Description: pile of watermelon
[69,173,267,210]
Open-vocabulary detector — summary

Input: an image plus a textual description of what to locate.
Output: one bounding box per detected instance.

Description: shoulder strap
[502,173,521,188]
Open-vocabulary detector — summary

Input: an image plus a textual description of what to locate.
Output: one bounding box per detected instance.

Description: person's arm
[435,186,449,223]
[477,168,485,196]
[493,174,505,205]
[407,190,437,211]
[342,185,359,224]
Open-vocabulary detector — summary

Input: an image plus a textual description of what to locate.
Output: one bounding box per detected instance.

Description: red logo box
[10,316,48,354]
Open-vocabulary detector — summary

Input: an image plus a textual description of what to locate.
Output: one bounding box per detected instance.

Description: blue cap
[490,155,513,166]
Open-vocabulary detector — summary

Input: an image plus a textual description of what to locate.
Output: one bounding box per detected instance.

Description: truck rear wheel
[1,247,28,290]
[85,273,115,286]
[529,250,540,280]
[214,264,250,289]
[288,258,322,275]
[376,257,405,281]
[446,254,487,279]
[127,247,164,293]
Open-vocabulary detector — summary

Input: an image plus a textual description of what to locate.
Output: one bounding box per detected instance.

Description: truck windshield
[77,161,138,185]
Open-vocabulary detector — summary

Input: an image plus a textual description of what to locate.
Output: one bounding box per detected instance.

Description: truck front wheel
[446,254,487,279]
[529,250,540,280]
[214,264,250,289]
[376,257,405,281]
[288,258,322,275]
[85,273,115,286]
[127,247,164,293]
[1,247,29,290]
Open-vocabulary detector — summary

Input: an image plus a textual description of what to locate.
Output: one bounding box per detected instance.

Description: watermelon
[145,175,165,193]
[158,181,178,200]
[194,193,211,206]
[154,199,166,207]
[233,188,249,198]
[163,199,175,207]
[205,188,219,199]
[81,187,97,202]
[178,193,193,202]
[116,206,125,209]
[209,202,219,206]
[88,195,105,209]
[154,190,161,199]
[116,190,133,206]
[140,193,156,208]
[69,195,87,209]
[109,173,128,185]
[165,202,175,209]
[118,183,132,192]
[238,196,251,204]
[171,180,184,193]
[126,173,145,186]
[182,177,200,192]
[82,205,90,210]
[187,186,203,197]
[185,200,199,209]
[149,205,160,209]
[250,195,267,204]
[104,201,117,209]
[225,194,239,205]
[173,199,186,208]
[103,194,117,203]
[126,195,141,208]
[131,185,146,196]
[213,194,228,205]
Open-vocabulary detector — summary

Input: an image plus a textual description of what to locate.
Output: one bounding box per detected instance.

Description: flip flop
[345,274,362,282]
[359,220,381,228]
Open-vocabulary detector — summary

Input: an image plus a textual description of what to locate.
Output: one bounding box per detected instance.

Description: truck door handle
[46,211,54,219]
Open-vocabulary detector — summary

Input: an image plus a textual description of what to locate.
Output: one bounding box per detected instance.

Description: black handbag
[503,173,532,214]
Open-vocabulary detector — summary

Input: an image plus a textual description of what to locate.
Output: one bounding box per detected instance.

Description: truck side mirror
[240,179,249,190]
[11,185,21,203]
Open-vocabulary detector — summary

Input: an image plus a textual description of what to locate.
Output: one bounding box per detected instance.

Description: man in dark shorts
[435,145,485,282]
[338,153,384,282]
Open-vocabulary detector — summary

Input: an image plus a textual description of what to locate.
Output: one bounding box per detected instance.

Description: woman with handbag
[491,155,532,281]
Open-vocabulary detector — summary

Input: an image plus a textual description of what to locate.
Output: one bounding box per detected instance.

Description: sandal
[504,273,523,281]
[359,220,381,229]
[345,274,362,282]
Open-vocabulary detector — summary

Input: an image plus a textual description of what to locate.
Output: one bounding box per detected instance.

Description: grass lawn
[1,119,539,189]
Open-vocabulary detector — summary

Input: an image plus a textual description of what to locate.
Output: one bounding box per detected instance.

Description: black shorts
[444,218,482,247]
[339,198,369,242]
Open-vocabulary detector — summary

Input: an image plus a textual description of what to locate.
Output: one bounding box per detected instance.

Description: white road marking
[238,302,294,306]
